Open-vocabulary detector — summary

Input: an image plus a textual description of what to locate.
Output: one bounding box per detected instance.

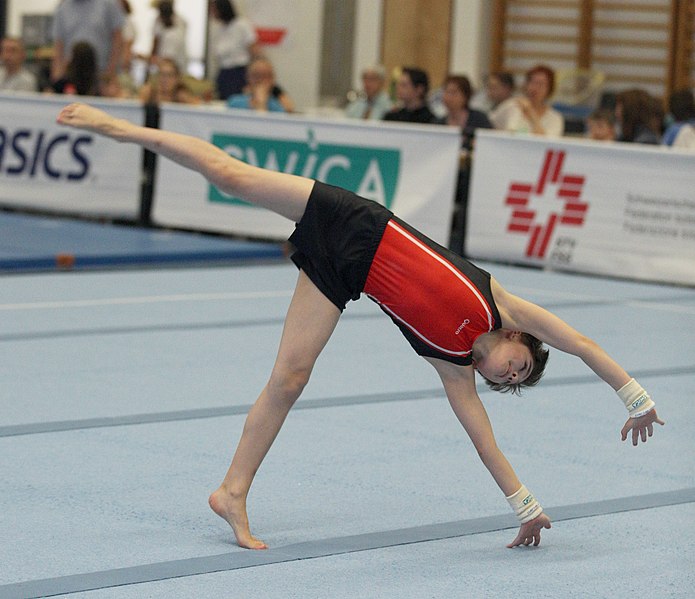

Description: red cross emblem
[505,149,589,258]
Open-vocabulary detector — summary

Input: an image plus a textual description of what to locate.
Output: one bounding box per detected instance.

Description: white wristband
[506,484,543,524]
[616,378,655,418]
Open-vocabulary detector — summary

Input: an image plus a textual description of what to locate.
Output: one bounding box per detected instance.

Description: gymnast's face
[474,331,533,385]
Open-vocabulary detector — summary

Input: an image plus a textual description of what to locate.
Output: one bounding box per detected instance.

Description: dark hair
[482,333,549,396]
[490,71,515,91]
[669,88,695,122]
[444,74,472,108]
[525,64,556,97]
[213,0,237,24]
[67,41,98,96]
[616,88,656,142]
[402,67,429,97]
[159,1,174,28]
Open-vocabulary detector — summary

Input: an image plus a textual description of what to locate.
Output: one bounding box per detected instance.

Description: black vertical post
[0,0,7,38]
[138,103,159,227]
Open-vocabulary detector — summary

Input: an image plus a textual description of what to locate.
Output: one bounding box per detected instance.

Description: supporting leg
[209,270,341,549]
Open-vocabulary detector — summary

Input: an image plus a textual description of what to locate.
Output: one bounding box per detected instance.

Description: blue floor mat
[0,212,284,272]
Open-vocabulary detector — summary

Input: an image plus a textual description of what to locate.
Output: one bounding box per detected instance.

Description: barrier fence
[468,130,695,286]
[2,92,693,286]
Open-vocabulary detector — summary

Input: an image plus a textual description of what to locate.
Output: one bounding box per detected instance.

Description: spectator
[139,57,200,104]
[0,37,38,92]
[227,57,289,112]
[345,65,392,120]
[119,0,136,74]
[435,74,493,256]
[51,41,100,96]
[435,74,493,151]
[100,73,133,98]
[383,67,436,124]
[492,64,564,136]
[150,0,188,75]
[51,0,124,84]
[586,108,617,141]
[210,0,260,100]
[615,88,659,144]
[662,89,695,150]
[471,71,515,115]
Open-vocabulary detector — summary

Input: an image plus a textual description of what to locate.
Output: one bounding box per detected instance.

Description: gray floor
[2,261,694,598]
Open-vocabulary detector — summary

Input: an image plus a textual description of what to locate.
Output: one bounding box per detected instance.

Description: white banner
[467,130,695,286]
[0,93,143,218]
[153,105,460,244]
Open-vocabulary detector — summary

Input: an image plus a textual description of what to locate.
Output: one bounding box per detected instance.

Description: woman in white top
[150,0,188,75]
[491,65,564,137]
[210,0,260,100]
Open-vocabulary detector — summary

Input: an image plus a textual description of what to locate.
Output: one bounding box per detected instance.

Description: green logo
[208,129,400,209]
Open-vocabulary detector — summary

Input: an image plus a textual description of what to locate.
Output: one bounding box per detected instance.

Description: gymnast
[57,102,665,551]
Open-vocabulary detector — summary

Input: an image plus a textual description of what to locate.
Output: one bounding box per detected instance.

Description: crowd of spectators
[1,0,693,154]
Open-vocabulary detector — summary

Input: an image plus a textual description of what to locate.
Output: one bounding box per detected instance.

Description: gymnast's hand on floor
[621,409,665,446]
[507,512,552,548]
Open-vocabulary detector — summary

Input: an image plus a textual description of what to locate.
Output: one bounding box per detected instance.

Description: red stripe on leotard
[363,220,495,358]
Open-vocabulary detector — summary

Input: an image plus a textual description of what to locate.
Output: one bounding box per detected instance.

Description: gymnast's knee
[266,366,312,406]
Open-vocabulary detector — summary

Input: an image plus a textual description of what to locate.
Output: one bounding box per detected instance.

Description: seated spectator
[662,89,695,150]
[434,74,493,151]
[471,70,515,115]
[51,42,100,96]
[138,57,200,104]
[100,73,134,99]
[345,65,392,120]
[383,67,436,124]
[227,57,291,112]
[435,74,493,256]
[615,88,659,144]
[0,37,38,92]
[586,108,617,141]
[210,0,260,100]
[491,64,564,136]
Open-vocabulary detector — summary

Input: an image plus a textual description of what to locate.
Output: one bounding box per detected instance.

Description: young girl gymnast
[57,102,664,551]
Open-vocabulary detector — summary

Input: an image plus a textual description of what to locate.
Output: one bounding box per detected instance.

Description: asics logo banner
[0,127,93,181]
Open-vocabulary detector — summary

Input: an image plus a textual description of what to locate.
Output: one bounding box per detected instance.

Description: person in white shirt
[345,65,393,120]
[0,37,38,92]
[150,0,188,75]
[491,65,564,137]
[210,0,260,100]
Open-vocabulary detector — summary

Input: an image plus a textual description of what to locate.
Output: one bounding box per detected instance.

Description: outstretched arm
[492,279,665,444]
[428,358,551,547]
[56,103,313,222]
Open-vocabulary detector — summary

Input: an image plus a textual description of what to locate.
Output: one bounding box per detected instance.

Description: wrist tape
[506,484,543,523]
[617,378,655,418]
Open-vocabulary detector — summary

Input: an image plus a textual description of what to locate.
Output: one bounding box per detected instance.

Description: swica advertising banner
[153,105,461,243]
[467,131,695,286]
[0,93,142,218]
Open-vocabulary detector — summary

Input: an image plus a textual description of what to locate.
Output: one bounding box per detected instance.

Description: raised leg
[208,270,341,549]
[56,102,315,222]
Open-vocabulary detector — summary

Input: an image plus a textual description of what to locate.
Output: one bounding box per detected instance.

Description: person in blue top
[227,57,291,113]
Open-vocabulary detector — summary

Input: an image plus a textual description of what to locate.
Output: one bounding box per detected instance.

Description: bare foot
[209,487,268,550]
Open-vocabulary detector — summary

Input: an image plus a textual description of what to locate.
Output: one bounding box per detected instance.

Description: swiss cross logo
[505,150,589,258]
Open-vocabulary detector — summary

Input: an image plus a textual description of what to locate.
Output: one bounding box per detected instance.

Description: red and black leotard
[288,181,501,365]
[363,217,501,366]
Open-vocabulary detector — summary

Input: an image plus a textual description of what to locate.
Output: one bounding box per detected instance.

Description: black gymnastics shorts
[288,181,393,311]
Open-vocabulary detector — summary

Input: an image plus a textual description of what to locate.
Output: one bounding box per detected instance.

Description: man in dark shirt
[383,66,435,124]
